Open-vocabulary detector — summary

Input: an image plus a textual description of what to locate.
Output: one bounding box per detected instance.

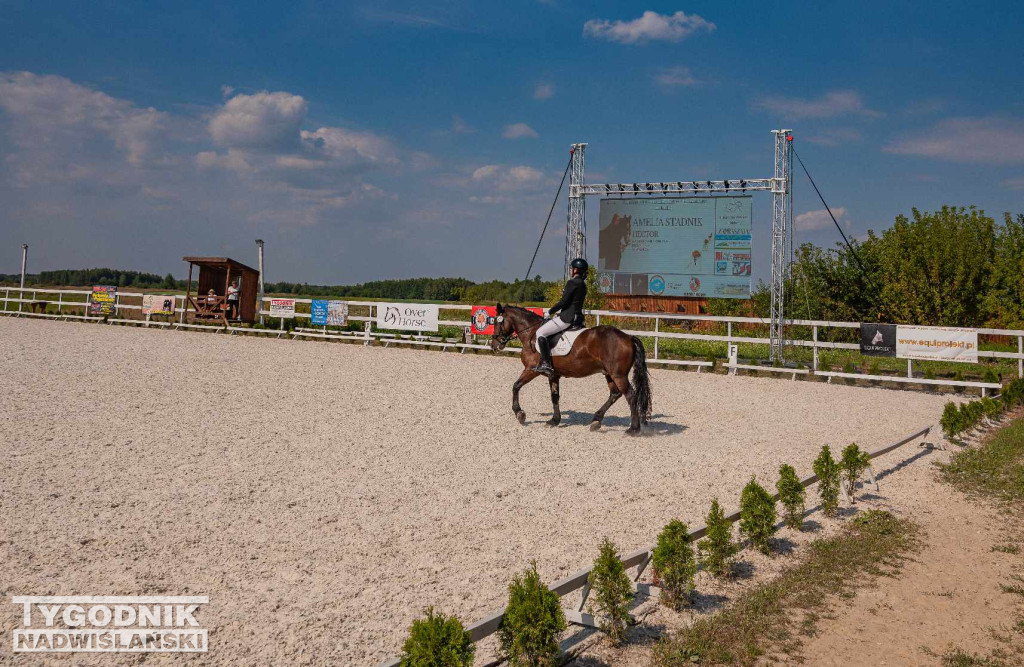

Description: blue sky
[2,1,1023,284]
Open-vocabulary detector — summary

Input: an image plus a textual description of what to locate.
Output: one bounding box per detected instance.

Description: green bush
[842,360,855,374]
[941,402,964,439]
[840,443,871,503]
[498,562,566,666]
[698,498,737,578]
[739,477,777,555]
[981,396,1001,420]
[652,520,698,610]
[776,464,805,530]
[983,366,999,384]
[399,607,474,667]
[812,445,841,518]
[588,538,634,645]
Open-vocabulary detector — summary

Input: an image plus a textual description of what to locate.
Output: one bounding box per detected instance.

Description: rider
[533,257,588,377]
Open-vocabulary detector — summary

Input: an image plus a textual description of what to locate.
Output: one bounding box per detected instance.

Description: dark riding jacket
[550,276,587,327]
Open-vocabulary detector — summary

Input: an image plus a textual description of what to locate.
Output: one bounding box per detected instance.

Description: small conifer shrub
[399,607,474,667]
[498,562,566,667]
[840,443,871,502]
[651,520,698,610]
[698,498,738,577]
[940,402,964,440]
[739,477,777,555]
[588,538,634,645]
[812,445,841,518]
[776,463,806,529]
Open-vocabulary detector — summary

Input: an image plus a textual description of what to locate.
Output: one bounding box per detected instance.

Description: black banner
[860,323,896,357]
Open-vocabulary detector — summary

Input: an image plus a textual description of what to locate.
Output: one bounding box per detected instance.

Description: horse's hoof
[590,421,602,431]
[516,411,526,425]
[546,419,559,427]
[625,427,642,437]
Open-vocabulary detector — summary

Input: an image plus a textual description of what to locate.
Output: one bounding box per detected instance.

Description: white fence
[3,286,1022,393]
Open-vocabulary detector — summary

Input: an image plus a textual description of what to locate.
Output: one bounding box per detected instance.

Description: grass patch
[651,510,919,666]
[939,416,1024,503]
[991,544,1021,554]
[940,647,1009,666]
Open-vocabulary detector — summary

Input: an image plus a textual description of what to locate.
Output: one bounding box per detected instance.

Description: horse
[488,303,652,435]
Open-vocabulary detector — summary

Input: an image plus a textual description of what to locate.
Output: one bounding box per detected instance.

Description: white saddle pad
[534,328,587,356]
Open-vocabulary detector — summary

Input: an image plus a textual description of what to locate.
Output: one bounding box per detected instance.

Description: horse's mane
[504,305,542,321]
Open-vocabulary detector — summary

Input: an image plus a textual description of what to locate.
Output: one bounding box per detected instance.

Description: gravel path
[0,317,950,665]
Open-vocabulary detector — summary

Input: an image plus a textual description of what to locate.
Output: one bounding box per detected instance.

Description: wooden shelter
[182,256,260,324]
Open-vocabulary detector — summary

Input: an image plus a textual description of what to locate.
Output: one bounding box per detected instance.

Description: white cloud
[502,122,539,139]
[472,165,500,180]
[470,164,545,191]
[653,66,697,88]
[300,126,398,166]
[795,207,847,232]
[752,90,881,120]
[804,128,863,147]
[884,117,1024,165]
[1002,176,1024,190]
[452,115,475,134]
[209,91,308,150]
[583,10,715,45]
[533,83,555,100]
[0,71,166,168]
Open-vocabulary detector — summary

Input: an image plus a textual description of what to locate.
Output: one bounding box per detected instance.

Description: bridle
[492,308,546,347]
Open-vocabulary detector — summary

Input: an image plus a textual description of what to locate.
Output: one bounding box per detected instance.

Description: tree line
[774,207,1024,329]
[5,206,1020,324]
[1,268,557,303]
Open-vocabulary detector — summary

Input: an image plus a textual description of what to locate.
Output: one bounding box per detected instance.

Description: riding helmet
[570,257,588,273]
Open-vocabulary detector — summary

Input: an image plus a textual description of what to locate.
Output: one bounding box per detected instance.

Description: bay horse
[489,303,652,435]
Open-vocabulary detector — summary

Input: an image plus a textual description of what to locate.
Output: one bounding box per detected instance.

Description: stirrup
[532,362,554,377]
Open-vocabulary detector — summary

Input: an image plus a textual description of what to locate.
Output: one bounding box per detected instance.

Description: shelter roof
[182,256,259,274]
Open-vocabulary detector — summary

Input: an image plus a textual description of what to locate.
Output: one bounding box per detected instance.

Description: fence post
[907,359,913,379]
[58,293,63,315]
[812,325,818,372]
[653,316,659,360]
[4,287,8,313]
[1019,336,1023,379]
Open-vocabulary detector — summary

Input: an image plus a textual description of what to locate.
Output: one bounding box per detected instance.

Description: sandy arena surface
[0,317,953,665]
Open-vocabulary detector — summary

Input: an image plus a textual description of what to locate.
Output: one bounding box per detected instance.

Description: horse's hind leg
[611,374,641,435]
[546,376,561,427]
[512,369,537,425]
[590,374,623,431]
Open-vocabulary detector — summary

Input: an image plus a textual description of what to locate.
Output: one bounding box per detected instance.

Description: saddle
[535,325,588,357]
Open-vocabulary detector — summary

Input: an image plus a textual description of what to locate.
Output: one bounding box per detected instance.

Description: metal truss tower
[564,130,792,359]
[770,130,794,363]
[565,143,587,278]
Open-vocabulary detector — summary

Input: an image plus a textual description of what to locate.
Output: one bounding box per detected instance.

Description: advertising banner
[269,298,296,318]
[89,285,117,316]
[470,306,544,335]
[597,196,752,299]
[142,294,176,317]
[376,303,439,332]
[859,323,897,357]
[310,300,348,326]
[896,325,978,363]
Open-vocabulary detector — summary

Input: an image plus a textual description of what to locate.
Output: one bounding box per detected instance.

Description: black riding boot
[533,336,555,377]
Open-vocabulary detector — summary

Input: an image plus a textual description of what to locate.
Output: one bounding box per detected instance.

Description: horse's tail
[629,336,653,424]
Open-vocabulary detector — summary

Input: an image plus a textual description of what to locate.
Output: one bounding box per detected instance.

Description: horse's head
[489,302,514,351]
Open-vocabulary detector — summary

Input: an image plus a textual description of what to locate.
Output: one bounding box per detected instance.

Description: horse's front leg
[546,376,561,427]
[512,369,538,425]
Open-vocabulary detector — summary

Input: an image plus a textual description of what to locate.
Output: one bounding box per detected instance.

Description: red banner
[470,306,543,335]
